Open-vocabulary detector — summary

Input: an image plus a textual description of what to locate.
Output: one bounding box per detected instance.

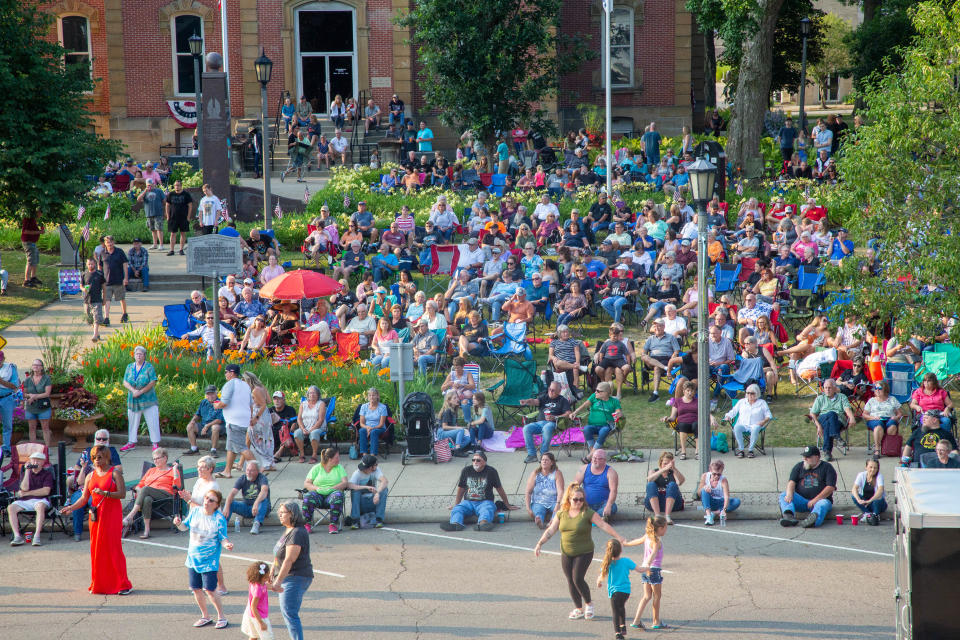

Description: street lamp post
[188,34,203,168]
[799,17,812,132]
[254,50,274,230]
[686,155,717,478]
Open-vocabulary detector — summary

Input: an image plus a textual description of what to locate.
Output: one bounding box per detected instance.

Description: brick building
[39,0,704,158]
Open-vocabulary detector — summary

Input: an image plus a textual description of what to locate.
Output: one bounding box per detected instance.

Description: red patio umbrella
[258,269,344,299]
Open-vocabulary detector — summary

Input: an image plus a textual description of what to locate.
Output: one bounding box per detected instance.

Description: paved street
[0,520,893,639]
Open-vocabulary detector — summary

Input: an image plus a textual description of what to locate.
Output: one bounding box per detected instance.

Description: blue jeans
[647,300,670,320]
[357,427,387,455]
[600,296,627,322]
[389,111,404,126]
[127,266,149,289]
[279,574,313,640]
[437,428,470,449]
[0,268,9,291]
[778,492,832,527]
[700,489,742,513]
[417,354,436,375]
[0,394,15,455]
[70,489,92,535]
[531,503,554,522]
[226,499,271,523]
[583,423,612,450]
[350,488,389,521]
[488,293,512,322]
[645,481,683,512]
[523,420,556,457]
[854,497,887,516]
[371,353,390,369]
[817,411,844,454]
[469,419,494,445]
[588,501,618,516]
[371,263,394,283]
[450,499,495,526]
[556,311,582,327]
[437,227,455,243]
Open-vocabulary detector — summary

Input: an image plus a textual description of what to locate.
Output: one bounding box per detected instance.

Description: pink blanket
[503,425,585,448]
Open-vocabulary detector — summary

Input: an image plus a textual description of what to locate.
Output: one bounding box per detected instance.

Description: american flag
[76,205,85,221]
[274,201,283,220]
[219,203,231,224]
[103,204,111,220]
[81,221,90,242]
[735,180,743,196]
[304,185,311,204]
[672,188,682,204]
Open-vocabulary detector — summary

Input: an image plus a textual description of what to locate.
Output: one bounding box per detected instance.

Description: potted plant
[54,386,103,451]
[36,326,84,409]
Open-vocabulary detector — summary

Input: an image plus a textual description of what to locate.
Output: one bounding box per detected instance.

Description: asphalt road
[0,519,894,639]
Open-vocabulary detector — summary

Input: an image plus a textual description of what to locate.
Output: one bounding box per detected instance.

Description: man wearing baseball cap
[269,390,298,460]
[213,364,251,479]
[184,384,224,457]
[7,451,54,546]
[412,319,440,375]
[348,454,389,528]
[350,200,379,243]
[778,445,836,528]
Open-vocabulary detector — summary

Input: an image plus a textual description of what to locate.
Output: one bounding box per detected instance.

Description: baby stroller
[401,392,437,465]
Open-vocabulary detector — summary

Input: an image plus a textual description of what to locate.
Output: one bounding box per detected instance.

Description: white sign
[186,234,243,277]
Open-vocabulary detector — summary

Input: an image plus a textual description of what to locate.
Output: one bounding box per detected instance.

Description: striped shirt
[551,338,579,363]
[396,215,416,235]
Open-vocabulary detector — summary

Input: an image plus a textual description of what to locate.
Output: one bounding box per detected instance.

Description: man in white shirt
[344,303,377,347]
[214,364,251,479]
[532,193,559,228]
[457,237,486,278]
[329,129,349,165]
[182,310,236,359]
[197,184,222,234]
[217,274,242,306]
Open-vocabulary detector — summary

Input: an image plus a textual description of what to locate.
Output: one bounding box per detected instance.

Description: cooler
[894,468,960,639]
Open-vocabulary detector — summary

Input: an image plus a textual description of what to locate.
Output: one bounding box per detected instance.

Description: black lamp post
[254,50,274,230]
[686,155,717,477]
[188,34,203,166]
[799,17,812,132]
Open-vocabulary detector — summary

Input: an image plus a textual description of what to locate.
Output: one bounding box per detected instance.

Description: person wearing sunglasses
[69,429,123,542]
[440,451,519,532]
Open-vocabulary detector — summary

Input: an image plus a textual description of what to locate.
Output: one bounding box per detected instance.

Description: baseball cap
[616,263,630,271]
[204,384,218,394]
[358,200,367,206]
[681,239,691,246]
[359,454,379,471]
[492,246,502,254]
[224,364,241,375]
[243,277,254,285]
[515,287,526,295]
[801,445,820,458]
[29,451,45,461]
[272,390,285,399]
[602,238,612,245]
[468,237,478,245]
[132,238,142,243]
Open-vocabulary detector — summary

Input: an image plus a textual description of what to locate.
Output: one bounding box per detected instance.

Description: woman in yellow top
[534,483,626,621]
[752,267,779,304]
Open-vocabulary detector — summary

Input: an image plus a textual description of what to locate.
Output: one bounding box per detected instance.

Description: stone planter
[61,414,104,451]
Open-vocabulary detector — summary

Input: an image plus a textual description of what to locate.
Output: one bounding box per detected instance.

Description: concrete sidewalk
[110,433,896,529]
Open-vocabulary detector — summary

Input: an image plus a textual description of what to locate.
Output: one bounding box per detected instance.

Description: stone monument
[201,52,231,207]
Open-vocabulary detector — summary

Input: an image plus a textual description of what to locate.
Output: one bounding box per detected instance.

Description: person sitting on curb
[696,459,740,526]
[7,451,54,546]
[520,381,572,464]
[644,451,684,525]
[778,445,837,528]
[574,449,619,520]
[223,460,271,535]
[441,451,518,532]
[347,454,389,529]
[184,385,224,457]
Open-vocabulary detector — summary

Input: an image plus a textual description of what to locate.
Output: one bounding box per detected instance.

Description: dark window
[174,15,202,95]
[298,11,353,53]
[61,16,91,77]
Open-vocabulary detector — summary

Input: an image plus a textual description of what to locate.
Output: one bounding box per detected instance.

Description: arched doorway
[295,1,357,115]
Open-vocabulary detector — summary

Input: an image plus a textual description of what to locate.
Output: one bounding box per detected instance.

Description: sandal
[309,456,318,464]
[193,618,212,628]
[736,450,745,458]
[298,456,306,463]
[748,451,755,458]
[214,619,228,629]
[214,472,230,479]
[679,452,687,460]
[139,531,150,539]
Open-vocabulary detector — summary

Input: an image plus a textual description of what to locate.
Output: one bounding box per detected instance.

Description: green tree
[841,0,916,93]
[396,0,589,152]
[809,13,852,107]
[830,1,960,343]
[0,1,122,223]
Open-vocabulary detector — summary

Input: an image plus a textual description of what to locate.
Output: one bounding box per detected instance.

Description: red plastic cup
[835,514,844,525]
[24,531,33,543]
[851,514,860,526]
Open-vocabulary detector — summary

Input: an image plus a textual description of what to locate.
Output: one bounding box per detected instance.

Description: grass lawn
[0,250,60,332]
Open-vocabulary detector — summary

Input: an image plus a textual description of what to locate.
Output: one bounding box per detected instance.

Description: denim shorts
[640,568,663,585]
[25,409,52,421]
[188,568,218,591]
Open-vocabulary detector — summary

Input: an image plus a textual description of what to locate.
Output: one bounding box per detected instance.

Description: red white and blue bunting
[166,100,198,128]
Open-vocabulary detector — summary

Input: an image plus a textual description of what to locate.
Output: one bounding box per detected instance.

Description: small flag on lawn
[343,192,350,209]
[672,188,682,203]
[304,185,311,204]
[81,221,90,242]
[735,180,743,196]
[103,204,111,220]
[220,203,231,224]
[274,201,283,220]
[76,205,85,221]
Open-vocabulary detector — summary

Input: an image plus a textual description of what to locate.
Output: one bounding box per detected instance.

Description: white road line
[671,522,894,557]
[124,538,346,578]
[381,527,678,573]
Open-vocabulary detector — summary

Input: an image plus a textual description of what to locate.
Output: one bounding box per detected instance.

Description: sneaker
[779,512,798,527]
[568,608,584,620]
[10,535,25,546]
[303,523,312,534]
[869,514,880,526]
[280,172,285,183]
[183,448,200,456]
[210,448,218,458]
[823,452,834,462]
[151,443,160,451]
[328,524,339,534]
[32,537,42,546]
[120,442,136,452]
[799,513,818,528]
[118,588,132,595]
[665,515,674,525]
[704,512,715,526]
[647,393,659,403]
[250,521,261,535]
[584,603,595,620]
[167,251,175,256]
[102,317,110,326]
[29,277,43,286]
[440,522,464,532]
[179,250,185,256]
[351,522,360,530]
[476,520,494,532]
[74,533,82,542]
[523,454,538,463]
[375,519,384,528]
[121,313,129,323]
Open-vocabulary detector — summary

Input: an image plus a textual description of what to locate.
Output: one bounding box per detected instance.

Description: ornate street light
[255,50,274,229]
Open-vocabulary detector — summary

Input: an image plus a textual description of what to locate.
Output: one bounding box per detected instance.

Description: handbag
[434,437,452,463]
[279,422,294,449]
[880,433,903,458]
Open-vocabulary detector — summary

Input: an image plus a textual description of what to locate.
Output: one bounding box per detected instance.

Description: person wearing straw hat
[7,451,54,546]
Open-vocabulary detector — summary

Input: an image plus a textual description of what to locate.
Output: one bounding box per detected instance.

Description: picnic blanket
[503,424,585,449]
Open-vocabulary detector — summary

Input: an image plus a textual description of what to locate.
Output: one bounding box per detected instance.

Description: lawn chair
[797,265,826,296]
[335,331,361,361]
[349,401,396,459]
[779,288,816,335]
[885,361,917,404]
[124,460,184,535]
[162,304,199,341]
[490,173,508,197]
[480,321,533,371]
[666,419,696,458]
[486,358,544,426]
[916,344,960,393]
[713,263,740,298]
[1,442,51,536]
[420,245,460,295]
[58,269,82,301]
[721,413,774,456]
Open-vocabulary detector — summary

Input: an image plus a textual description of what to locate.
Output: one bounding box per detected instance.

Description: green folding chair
[486,359,544,426]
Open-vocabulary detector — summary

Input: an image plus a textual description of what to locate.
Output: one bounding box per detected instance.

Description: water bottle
[719,512,727,527]
[234,515,241,532]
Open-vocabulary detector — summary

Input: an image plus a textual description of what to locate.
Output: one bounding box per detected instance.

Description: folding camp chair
[916,344,960,393]
[335,331,361,361]
[348,401,396,459]
[486,359,544,425]
[1,442,51,536]
[713,263,740,298]
[831,359,873,419]
[420,245,460,295]
[885,362,917,404]
[490,173,508,197]
[480,321,533,371]
[797,265,826,296]
[666,419,697,457]
[58,269,82,301]
[162,304,199,341]
[124,460,184,535]
[721,413,773,456]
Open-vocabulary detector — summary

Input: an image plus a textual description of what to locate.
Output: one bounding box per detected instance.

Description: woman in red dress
[63,444,133,595]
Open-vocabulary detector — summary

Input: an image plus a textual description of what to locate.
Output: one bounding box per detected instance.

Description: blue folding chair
[713,263,741,297]
[162,304,198,340]
[797,266,826,295]
[490,173,508,197]
[481,321,532,370]
[885,362,917,404]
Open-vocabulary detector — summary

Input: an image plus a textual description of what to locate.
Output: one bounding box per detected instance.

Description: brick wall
[256,0,284,118]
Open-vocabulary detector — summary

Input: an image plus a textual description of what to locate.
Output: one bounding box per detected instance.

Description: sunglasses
[95,437,108,441]
[471,458,484,462]
[571,497,584,503]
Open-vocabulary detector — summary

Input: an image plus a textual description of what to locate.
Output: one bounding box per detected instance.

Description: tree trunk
[704,31,717,109]
[726,0,785,177]
[862,0,879,24]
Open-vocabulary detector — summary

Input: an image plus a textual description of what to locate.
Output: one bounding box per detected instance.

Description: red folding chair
[335,331,361,360]
[420,245,460,295]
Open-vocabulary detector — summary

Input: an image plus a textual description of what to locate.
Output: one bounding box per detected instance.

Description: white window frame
[172,14,204,97]
[609,6,634,89]
[58,15,92,85]
[295,1,358,116]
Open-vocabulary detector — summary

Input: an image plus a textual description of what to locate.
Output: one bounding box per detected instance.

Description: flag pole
[604,0,612,198]
[220,0,231,121]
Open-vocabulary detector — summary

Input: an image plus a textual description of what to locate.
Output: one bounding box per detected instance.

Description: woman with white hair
[120,345,161,452]
[717,384,771,458]
[661,304,688,341]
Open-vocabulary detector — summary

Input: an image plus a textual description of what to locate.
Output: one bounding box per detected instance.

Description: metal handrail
[271,90,289,172]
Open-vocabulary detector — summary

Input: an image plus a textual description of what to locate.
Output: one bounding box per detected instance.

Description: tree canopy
[809,13,852,107]
[0,0,122,223]
[830,1,960,343]
[396,0,589,147]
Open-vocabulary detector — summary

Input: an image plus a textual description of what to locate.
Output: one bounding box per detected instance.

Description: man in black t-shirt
[270,391,298,457]
[98,236,128,325]
[519,381,572,462]
[81,258,105,342]
[223,459,271,535]
[441,451,517,532]
[778,445,837,528]
[164,180,193,256]
[902,410,959,466]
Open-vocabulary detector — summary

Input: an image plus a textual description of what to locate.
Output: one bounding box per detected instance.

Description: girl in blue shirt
[597,538,643,639]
